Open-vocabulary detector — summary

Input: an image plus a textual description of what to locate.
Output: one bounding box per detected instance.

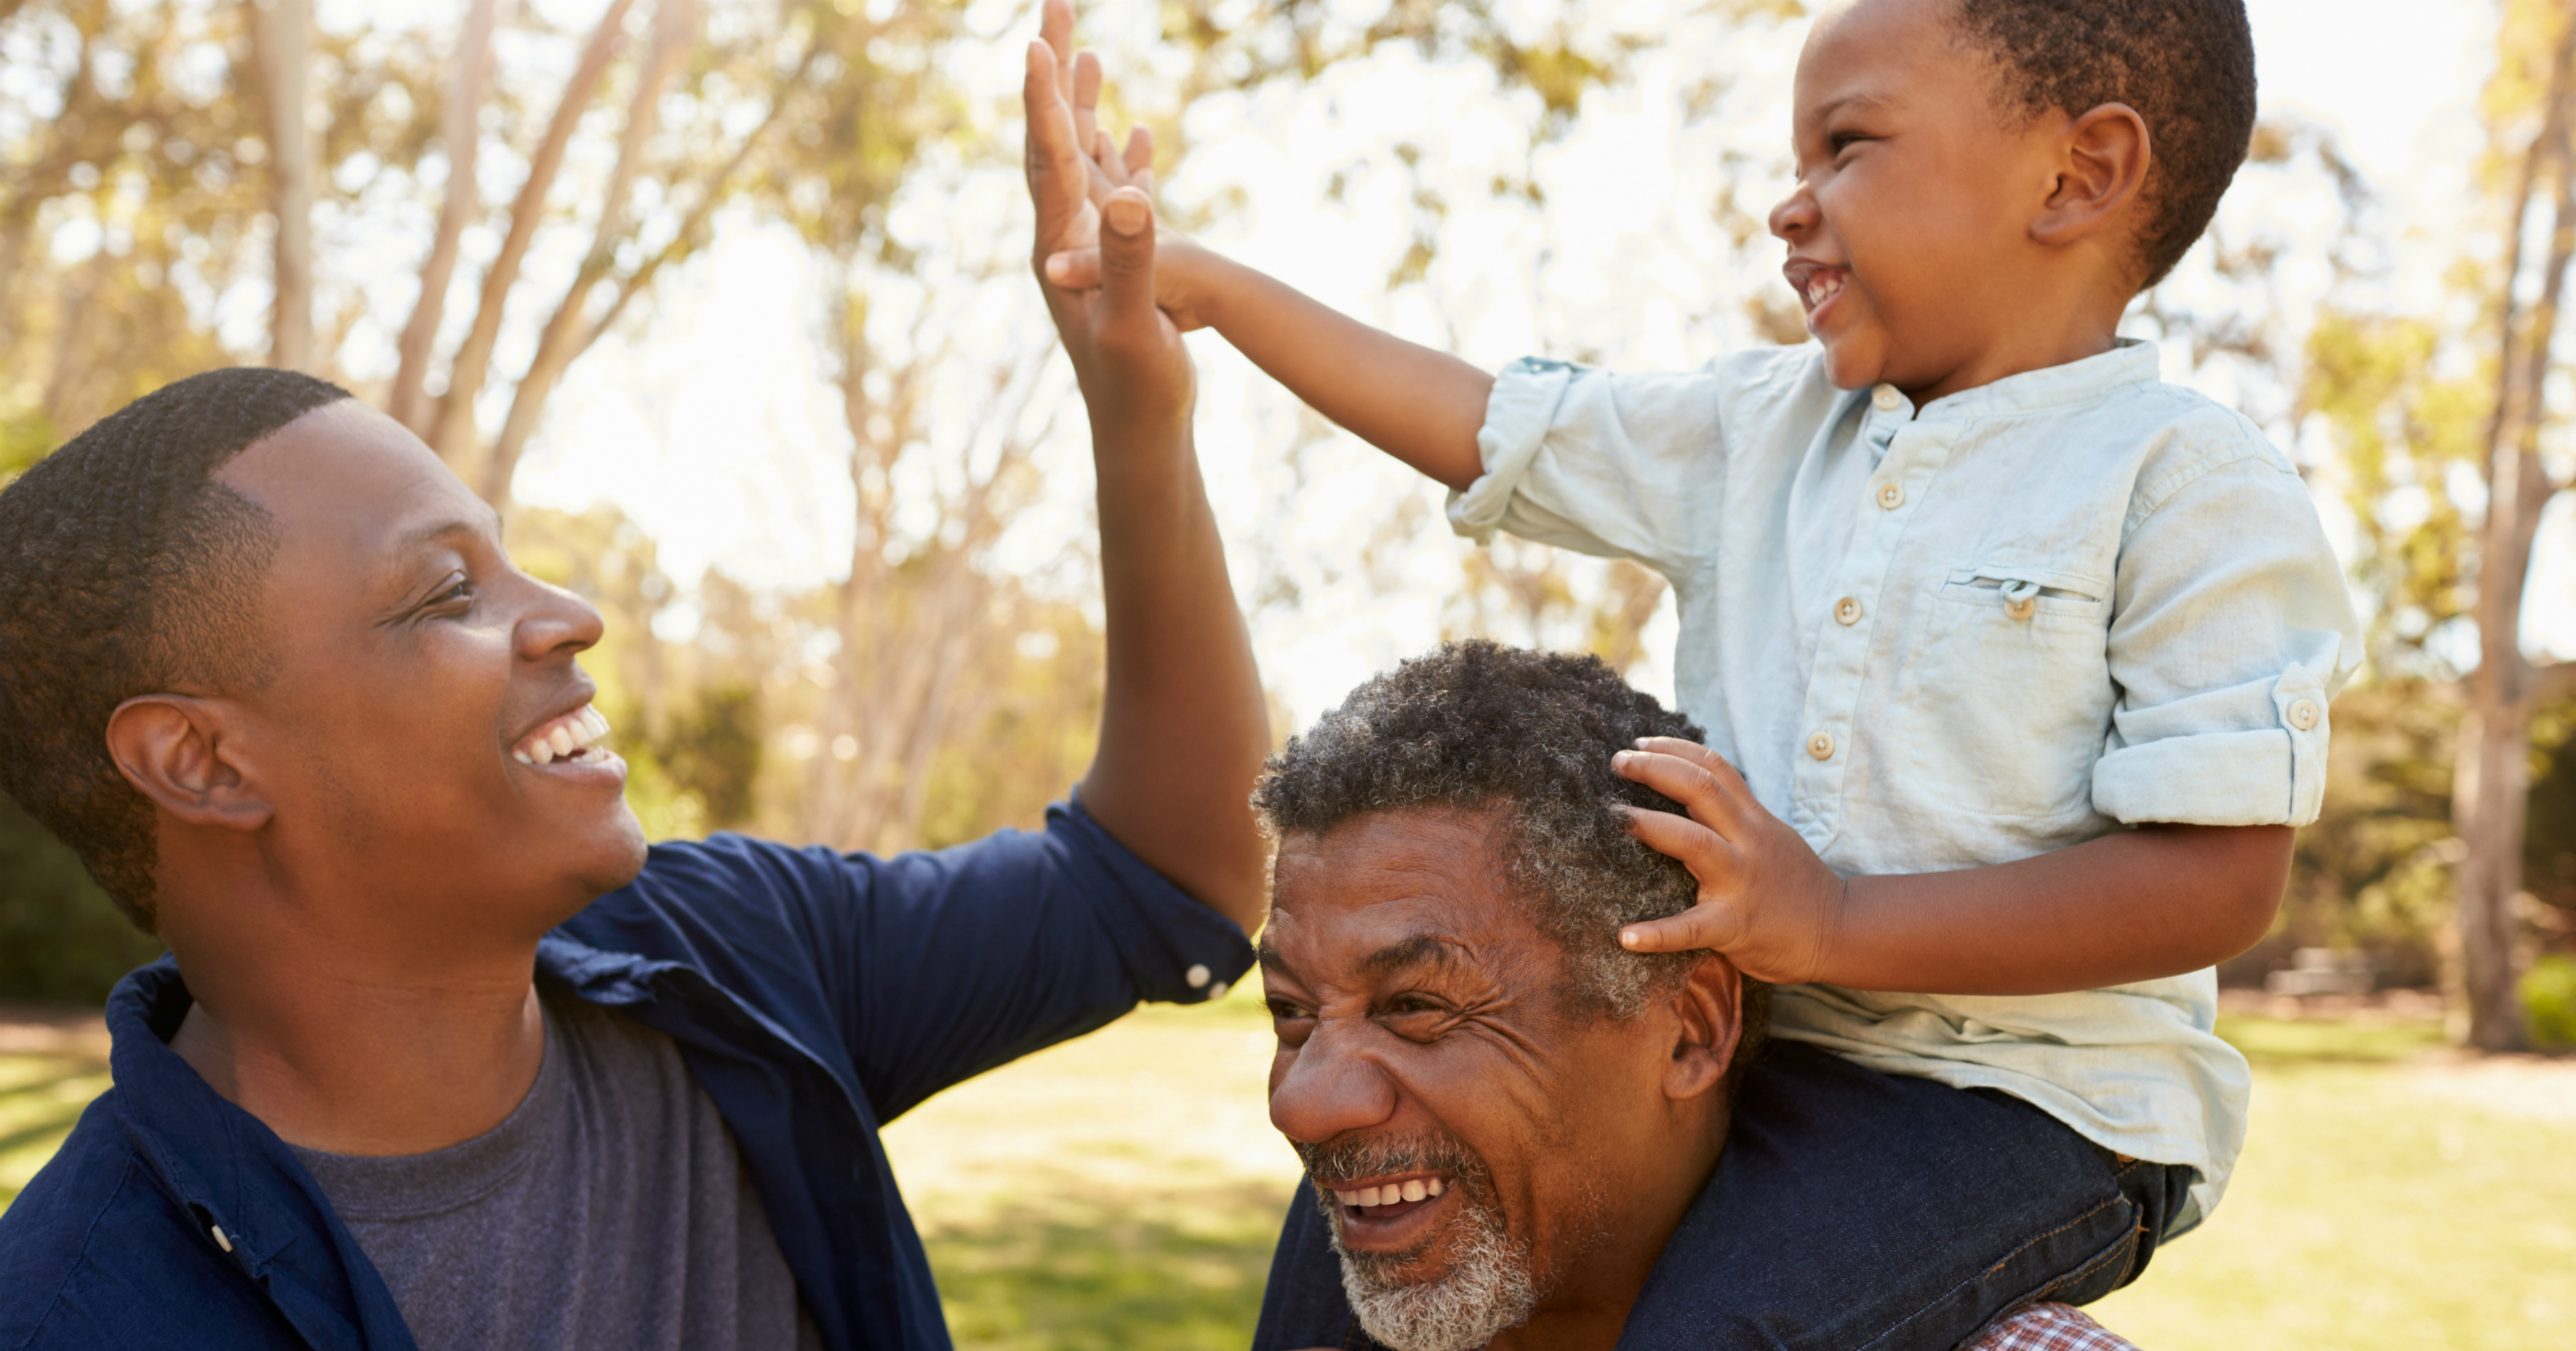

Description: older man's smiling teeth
[512,704,612,766]
[1335,1176,1447,1209]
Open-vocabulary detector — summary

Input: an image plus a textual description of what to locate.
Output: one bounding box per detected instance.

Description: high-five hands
[1032,0,1222,332]
[1611,738,1851,985]
[1025,2,1191,430]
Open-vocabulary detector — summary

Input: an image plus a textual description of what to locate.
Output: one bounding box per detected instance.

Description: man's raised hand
[1031,0,1220,331]
[1026,21,1190,430]
[1610,738,1850,985]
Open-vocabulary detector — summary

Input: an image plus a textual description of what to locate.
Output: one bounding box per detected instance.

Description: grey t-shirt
[290,990,823,1351]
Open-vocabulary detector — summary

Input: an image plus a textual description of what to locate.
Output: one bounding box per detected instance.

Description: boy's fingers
[1620,803,1741,889]
[1619,902,1743,956]
[1072,50,1102,159]
[1097,187,1156,328]
[1095,129,1128,188]
[1123,125,1154,180]
[1043,247,1103,290]
[1614,747,1747,835]
[1632,737,1757,809]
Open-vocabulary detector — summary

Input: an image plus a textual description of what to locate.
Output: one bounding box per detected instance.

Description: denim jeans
[1250,1042,2195,1351]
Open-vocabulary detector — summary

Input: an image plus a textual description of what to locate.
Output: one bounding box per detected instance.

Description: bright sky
[513,0,2567,725]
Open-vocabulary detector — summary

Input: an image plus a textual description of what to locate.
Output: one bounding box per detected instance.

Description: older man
[1249,643,2159,1351]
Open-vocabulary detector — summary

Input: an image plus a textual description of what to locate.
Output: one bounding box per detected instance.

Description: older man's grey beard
[1296,1133,1539,1351]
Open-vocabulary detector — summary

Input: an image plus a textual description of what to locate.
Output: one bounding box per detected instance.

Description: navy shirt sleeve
[566,797,1255,1123]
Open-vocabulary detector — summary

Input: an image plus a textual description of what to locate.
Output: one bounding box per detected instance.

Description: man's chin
[1332,1200,1538,1351]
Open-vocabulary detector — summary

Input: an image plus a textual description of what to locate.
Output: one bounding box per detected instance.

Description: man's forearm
[1819,824,2293,996]
[1077,412,1271,934]
[1195,253,1492,492]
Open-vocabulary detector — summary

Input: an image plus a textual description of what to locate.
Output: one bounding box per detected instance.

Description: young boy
[1038,0,2359,1343]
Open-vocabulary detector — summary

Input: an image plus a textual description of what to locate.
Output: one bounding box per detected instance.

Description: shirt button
[1185,963,1211,988]
[1834,597,1862,626]
[2288,699,2320,731]
[1875,480,1904,510]
[1807,731,1836,761]
[1871,385,1903,412]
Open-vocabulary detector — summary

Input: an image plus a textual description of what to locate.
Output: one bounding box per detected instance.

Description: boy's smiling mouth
[1784,259,1849,321]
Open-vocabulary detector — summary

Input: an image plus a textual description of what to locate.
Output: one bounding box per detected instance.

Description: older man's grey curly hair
[1253,640,1769,1055]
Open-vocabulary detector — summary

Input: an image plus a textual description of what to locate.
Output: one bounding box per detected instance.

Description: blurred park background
[4,0,2576,1344]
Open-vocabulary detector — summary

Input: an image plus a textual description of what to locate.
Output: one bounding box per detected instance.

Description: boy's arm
[1610,735,2289,994]
[1034,0,1489,491]
[1026,31,1268,934]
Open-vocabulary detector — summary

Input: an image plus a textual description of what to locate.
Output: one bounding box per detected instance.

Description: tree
[2454,0,2576,1049]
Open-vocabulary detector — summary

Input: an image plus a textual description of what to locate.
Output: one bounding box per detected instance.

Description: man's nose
[1769,183,1816,241]
[513,575,606,662]
[1269,1021,1399,1144]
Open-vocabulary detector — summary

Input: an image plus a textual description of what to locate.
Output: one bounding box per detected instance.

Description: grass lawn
[7,987,2571,1349]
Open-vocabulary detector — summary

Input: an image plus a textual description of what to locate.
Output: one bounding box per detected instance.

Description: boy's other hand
[1610,737,1849,985]
[1033,0,1221,331]
[1027,32,1191,430]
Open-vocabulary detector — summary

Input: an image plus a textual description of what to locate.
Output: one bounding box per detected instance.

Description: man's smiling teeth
[512,705,612,766]
[1335,1177,1445,1209]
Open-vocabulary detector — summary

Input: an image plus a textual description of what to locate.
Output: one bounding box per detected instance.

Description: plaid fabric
[1963,1303,2145,1351]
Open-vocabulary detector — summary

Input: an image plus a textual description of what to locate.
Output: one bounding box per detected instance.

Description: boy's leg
[1250,1041,2192,1351]
[1617,1042,2189,1350]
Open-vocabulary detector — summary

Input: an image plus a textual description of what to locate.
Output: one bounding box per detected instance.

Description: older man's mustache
[1294,1130,1492,1202]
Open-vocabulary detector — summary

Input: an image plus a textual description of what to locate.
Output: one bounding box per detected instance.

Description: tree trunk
[388,0,497,434]
[2457,1,2576,1051]
[253,0,315,371]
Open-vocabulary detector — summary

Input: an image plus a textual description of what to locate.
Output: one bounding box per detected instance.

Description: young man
[0,32,1245,1351]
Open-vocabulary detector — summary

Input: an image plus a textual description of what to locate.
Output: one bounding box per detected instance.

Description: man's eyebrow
[391,512,500,556]
[1359,933,1463,978]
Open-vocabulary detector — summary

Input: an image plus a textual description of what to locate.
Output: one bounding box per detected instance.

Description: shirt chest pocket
[1881,563,2117,823]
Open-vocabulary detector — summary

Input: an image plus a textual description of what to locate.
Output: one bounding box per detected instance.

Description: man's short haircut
[0,367,351,931]
[1253,640,1770,1058]
[1952,0,2257,290]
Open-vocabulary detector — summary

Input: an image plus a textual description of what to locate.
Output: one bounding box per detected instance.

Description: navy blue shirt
[0,801,1254,1351]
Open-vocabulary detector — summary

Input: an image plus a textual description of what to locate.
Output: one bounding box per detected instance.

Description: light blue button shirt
[1450,339,2362,1231]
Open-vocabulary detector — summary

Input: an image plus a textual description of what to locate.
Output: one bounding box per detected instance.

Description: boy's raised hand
[1611,738,1850,985]
[1032,0,1221,331]
[1026,26,1189,430]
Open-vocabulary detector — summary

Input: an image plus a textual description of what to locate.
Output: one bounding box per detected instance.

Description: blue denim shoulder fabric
[1252,1042,2193,1351]
[0,799,1254,1351]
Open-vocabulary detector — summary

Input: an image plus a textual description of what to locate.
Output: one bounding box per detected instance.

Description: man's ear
[2032,102,2152,252]
[105,695,273,832]
[1660,954,1745,1103]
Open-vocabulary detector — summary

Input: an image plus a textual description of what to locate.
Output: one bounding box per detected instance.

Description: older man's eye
[1377,996,1454,1041]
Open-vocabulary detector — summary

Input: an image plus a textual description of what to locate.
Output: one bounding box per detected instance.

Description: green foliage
[2522,954,2576,1048]
[0,795,164,1005]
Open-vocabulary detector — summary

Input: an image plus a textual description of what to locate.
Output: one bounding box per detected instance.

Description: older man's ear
[1660,955,1747,1103]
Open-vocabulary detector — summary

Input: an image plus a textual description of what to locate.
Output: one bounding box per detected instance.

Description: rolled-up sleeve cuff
[1046,798,1256,1004]
[2093,664,2334,826]
[1447,358,1576,544]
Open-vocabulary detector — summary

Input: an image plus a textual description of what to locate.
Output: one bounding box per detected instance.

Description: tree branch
[427,0,639,467]
[479,0,698,503]
[388,0,497,434]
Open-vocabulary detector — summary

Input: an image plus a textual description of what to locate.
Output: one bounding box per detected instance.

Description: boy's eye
[423,576,475,613]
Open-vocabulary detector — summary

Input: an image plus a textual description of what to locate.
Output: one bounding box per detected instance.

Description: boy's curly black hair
[0,367,351,931]
[1953,0,2257,289]
[1252,640,1770,1076]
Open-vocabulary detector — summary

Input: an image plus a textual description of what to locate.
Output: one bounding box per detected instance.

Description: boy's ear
[2032,101,2153,255]
[1660,954,1747,1103]
[105,695,273,832]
